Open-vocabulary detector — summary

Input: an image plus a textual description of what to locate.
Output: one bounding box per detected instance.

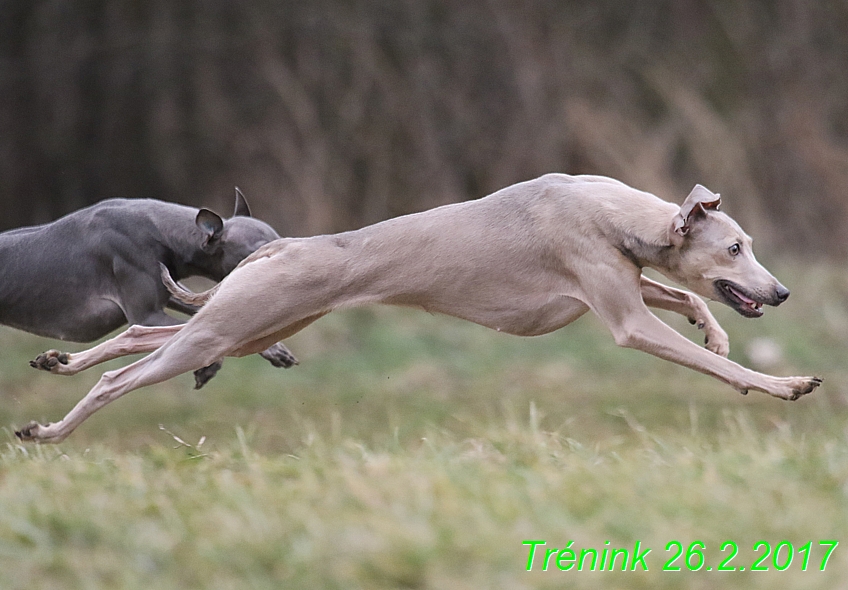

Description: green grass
[0,263,846,589]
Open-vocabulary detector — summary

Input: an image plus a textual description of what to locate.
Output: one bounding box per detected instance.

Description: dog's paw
[771,376,823,401]
[687,301,730,358]
[15,421,52,443]
[704,331,730,357]
[193,361,223,389]
[788,376,823,401]
[30,350,70,372]
[696,319,729,357]
[260,342,299,369]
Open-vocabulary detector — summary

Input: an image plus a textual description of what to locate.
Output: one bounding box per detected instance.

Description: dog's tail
[159,263,220,307]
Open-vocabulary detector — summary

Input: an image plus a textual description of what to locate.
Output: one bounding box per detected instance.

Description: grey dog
[14,189,296,387]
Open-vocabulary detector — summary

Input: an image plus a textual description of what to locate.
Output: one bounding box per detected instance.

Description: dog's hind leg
[18,305,328,443]
[30,324,185,376]
[29,321,228,391]
[639,276,730,356]
[160,263,299,381]
[17,326,232,443]
[30,324,296,388]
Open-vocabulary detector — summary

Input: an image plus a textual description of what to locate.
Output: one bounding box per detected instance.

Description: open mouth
[715,280,764,318]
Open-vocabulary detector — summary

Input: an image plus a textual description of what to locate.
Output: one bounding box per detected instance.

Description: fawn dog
[18,174,821,443]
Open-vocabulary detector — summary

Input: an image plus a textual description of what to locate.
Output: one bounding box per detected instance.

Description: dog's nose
[775,285,790,303]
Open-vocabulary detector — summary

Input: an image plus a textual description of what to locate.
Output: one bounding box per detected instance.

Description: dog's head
[195,188,280,278]
[665,185,789,318]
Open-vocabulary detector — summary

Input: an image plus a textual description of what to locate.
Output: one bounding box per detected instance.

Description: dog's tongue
[729,285,762,311]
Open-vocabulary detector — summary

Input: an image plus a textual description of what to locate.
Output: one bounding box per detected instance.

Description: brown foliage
[1,1,847,255]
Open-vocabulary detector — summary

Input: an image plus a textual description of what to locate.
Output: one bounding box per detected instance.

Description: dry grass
[0,263,846,589]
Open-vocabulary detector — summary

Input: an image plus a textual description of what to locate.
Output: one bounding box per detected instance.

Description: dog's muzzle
[714,280,789,318]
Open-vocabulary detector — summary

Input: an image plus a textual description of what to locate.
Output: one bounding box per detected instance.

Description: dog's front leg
[259,343,299,368]
[190,343,298,390]
[589,277,821,400]
[639,276,729,356]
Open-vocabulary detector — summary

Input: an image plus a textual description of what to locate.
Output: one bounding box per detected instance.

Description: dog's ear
[233,187,252,217]
[196,209,224,249]
[672,185,721,238]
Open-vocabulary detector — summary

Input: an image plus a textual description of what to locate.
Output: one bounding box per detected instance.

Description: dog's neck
[597,193,680,272]
[617,234,677,271]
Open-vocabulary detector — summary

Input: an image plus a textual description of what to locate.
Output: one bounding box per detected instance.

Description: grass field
[0,264,846,589]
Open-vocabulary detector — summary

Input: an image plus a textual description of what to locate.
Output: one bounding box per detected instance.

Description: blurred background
[3,5,848,587]
[2,0,847,256]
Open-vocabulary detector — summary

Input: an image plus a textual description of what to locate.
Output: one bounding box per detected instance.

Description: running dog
[19,174,821,443]
[15,189,296,388]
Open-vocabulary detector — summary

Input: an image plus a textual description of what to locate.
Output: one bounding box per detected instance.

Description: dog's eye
[728,243,741,256]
